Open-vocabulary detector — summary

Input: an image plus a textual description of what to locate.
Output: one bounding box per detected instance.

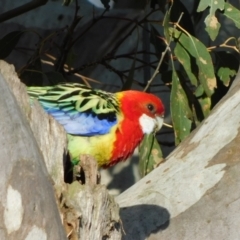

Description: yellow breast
[67,123,119,167]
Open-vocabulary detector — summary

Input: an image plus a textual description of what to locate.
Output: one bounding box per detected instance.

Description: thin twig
[176,25,239,53]
[143,12,184,92]
[101,62,126,84]
[207,37,240,53]
[55,0,82,72]
[121,60,158,73]
[163,123,173,128]
[68,51,157,74]
[109,9,159,55]
[69,8,108,48]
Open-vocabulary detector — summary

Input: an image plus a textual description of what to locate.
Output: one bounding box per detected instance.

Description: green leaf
[174,42,198,86]
[199,96,211,117]
[215,51,239,87]
[195,84,204,97]
[172,29,216,97]
[163,5,171,43]
[170,70,192,144]
[224,3,240,29]
[139,133,164,178]
[217,67,236,87]
[0,31,24,59]
[204,15,221,40]
[197,0,225,40]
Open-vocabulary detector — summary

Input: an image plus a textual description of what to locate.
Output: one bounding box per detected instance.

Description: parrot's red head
[105,90,165,167]
[117,91,165,134]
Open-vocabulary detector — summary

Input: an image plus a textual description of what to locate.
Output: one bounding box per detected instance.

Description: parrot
[27,83,165,168]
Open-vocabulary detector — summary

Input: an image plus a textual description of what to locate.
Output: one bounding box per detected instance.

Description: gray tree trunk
[0,61,121,240]
[0,62,67,239]
[116,65,240,239]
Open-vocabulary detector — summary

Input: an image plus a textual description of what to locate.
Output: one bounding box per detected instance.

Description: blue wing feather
[28,83,119,136]
[45,106,117,136]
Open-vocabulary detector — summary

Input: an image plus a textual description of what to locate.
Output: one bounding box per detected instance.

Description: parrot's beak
[155,114,164,132]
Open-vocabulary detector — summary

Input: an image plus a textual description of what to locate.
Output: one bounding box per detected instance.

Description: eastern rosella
[27,83,165,168]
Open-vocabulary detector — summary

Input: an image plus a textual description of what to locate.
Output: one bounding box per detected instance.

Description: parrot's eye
[147,103,155,113]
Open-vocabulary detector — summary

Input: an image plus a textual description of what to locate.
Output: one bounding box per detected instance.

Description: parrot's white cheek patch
[139,114,162,134]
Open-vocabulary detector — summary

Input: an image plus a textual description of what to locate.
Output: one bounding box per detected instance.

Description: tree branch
[0,0,48,23]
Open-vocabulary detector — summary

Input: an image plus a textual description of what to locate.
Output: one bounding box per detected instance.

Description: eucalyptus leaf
[174,42,198,86]
[224,3,240,29]
[197,0,225,40]
[172,29,216,97]
[199,96,211,117]
[170,70,192,144]
[217,67,236,87]
[163,5,171,43]
[139,134,164,177]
